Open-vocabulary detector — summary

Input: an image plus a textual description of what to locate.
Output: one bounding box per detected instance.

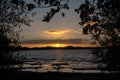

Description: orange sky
[21,39,98,48]
[21,43,97,48]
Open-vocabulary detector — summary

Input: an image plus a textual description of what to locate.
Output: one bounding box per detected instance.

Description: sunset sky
[20,0,95,48]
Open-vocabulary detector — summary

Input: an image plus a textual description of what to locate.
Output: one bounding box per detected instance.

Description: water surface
[14,49,98,68]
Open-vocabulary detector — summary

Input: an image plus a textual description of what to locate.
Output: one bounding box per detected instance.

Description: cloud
[72,28,83,33]
[43,29,71,35]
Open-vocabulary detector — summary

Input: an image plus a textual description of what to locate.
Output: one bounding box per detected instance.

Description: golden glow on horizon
[21,43,97,48]
[21,43,67,48]
[51,43,67,48]
[54,43,60,48]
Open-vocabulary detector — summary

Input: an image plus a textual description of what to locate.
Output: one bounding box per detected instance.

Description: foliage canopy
[75,0,120,73]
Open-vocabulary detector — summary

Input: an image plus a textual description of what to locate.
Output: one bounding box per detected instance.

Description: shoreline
[0,71,119,80]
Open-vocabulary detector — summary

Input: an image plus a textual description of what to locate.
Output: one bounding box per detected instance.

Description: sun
[54,43,60,48]
[51,43,67,48]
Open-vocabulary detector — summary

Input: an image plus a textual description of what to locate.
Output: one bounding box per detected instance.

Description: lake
[14,49,100,73]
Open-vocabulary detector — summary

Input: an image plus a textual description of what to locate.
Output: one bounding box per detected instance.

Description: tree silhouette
[0,0,29,68]
[33,0,70,22]
[75,0,120,73]
[0,0,69,69]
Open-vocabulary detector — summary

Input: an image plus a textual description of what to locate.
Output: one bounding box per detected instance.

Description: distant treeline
[13,46,108,50]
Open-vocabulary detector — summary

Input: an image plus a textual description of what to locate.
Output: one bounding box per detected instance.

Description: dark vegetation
[15,46,105,50]
[0,0,71,69]
[75,0,120,73]
[1,71,120,80]
[0,0,120,74]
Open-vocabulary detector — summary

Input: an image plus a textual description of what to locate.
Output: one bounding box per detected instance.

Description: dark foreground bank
[0,70,120,80]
